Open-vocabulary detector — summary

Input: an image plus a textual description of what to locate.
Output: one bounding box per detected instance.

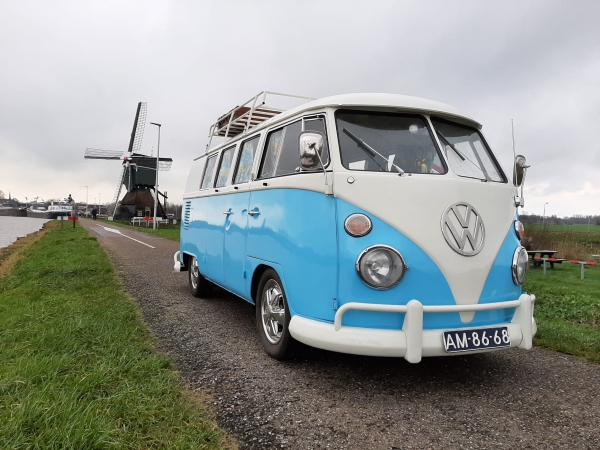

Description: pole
[150,122,161,230]
[543,202,548,227]
[85,186,88,217]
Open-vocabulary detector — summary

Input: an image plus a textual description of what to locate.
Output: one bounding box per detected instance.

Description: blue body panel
[246,189,338,321]
[180,188,521,330]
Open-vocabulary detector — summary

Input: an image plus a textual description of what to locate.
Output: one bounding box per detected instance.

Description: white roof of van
[277,93,482,129]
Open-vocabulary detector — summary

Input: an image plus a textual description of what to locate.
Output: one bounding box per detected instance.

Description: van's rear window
[335,111,446,175]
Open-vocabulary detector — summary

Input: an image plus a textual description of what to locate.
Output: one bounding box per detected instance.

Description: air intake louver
[183,201,191,230]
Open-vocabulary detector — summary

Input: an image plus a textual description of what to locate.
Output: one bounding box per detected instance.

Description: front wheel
[189,256,213,298]
[256,269,293,360]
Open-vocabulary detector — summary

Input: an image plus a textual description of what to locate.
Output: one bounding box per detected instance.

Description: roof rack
[206,91,315,151]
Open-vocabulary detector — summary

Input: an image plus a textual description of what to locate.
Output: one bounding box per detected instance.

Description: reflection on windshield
[336,111,446,175]
[431,118,505,182]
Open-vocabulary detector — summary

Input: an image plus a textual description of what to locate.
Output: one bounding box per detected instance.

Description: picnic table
[131,217,169,228]
[527,250,566,269]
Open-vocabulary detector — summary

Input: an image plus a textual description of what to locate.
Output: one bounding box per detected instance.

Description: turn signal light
[514,220,525,240]
[344,214,372,237]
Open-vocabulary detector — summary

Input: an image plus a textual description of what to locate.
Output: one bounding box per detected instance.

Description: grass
[524,260,600,363]
[0,221,232,449]
[524,223,600,260]
[97,219,181,242]
[538,223,600,234]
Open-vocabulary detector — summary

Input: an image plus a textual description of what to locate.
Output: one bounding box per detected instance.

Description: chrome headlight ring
[355,245,407,290]
[511,246,529,285]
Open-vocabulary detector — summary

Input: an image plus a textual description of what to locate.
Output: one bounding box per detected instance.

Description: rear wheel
[256,269,293,360]
[189,256,213,298]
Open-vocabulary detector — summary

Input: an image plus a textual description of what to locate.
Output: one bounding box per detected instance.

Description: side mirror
[299,131,325,170]
[513,154,528,186]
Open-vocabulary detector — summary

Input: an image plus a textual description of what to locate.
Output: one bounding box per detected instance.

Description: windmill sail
[84,148,124,159]
[127,102,147,155]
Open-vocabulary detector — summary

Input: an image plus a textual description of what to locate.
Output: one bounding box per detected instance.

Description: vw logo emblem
[441,202,485,256]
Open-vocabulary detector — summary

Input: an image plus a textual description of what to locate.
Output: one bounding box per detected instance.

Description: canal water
[0,217,51,250]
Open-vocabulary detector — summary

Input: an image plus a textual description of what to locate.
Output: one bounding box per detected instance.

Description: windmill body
[84,102,172,220]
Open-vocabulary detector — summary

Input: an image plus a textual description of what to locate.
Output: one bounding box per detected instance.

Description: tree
[0,190,5,200]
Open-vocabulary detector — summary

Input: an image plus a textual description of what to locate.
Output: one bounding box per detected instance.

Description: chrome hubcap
[261,279,285,344]
[190,257,199,289]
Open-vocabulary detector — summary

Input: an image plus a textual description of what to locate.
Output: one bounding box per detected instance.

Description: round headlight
[512,246,529,285]
[344,214,372,237]
[514,220,524,240]
[356,245,406,289]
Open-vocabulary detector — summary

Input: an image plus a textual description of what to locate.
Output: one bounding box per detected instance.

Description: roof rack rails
[206,91,315,151]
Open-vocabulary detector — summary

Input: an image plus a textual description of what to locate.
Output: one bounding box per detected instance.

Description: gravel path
[83,220,600,449]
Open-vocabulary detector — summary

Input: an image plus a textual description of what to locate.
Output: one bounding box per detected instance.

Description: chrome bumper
[289,294,536,363]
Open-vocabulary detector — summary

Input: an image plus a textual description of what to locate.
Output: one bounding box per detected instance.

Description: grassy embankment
[0,221,232,448]
[524,223,600,363]
[98,219,181,242]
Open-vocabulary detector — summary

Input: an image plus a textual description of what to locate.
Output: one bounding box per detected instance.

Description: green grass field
[524,260,600,363]
[98,219,181,242]
[534,223,600,233]
[0,222,231,449]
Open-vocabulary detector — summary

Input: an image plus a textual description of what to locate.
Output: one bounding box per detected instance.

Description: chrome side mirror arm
[298,131,333,196]
[513,155,530,207]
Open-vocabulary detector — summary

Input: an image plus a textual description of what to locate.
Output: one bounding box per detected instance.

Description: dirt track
[83,220,600,449]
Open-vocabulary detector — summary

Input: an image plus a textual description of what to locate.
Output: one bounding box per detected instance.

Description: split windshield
[335,111,447,175]
[335,110,506,182]
[430,118,505,182]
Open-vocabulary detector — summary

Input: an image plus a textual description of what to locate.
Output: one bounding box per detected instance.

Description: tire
[188,256,213,298]
[256,269,293,360]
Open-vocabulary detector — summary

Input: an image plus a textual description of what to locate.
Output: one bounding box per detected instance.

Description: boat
[0,206,27,217]
[27,199,74,219]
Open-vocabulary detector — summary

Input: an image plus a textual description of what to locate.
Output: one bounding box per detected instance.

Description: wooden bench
[570,260,597,279]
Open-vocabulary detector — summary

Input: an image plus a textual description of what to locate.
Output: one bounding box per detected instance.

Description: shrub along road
[83,220,600,450]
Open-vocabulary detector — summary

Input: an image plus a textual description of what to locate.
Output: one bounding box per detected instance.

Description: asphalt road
[83,220,600,449]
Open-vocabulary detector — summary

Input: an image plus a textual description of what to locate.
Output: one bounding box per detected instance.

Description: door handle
[248,209,260,216]
[223,211,233,215]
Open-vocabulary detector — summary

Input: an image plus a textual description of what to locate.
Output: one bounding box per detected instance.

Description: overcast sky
[1,0,599,217]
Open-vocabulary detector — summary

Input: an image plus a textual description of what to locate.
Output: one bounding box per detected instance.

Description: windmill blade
[111,164,127,217]
[127,102,147,155]
[84,148,124,159]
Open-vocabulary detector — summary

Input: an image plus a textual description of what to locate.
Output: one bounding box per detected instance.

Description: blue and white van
[174,91,534,363]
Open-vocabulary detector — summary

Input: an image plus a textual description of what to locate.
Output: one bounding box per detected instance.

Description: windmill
[84,102,173,219]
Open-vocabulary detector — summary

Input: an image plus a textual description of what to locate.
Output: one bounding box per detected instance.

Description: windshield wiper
[436,131,490,181]
[343,128,405,175]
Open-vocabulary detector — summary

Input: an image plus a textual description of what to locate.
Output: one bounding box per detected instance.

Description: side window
[234,135,260,184]
[200,154,218,189]
[259,120,302,179]
[215,146,235,188]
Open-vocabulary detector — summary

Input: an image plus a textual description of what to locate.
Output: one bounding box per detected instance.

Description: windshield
[335,111,447,175]
[431,118,506,182]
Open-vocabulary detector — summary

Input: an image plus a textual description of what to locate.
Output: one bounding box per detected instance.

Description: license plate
[443,327,510,353]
